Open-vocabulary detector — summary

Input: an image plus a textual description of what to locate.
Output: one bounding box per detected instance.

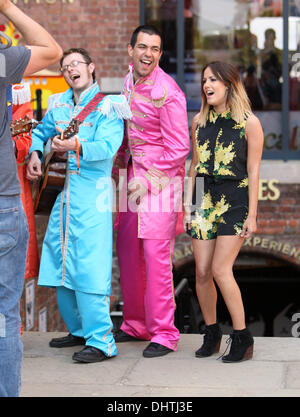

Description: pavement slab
[20,332,300,398]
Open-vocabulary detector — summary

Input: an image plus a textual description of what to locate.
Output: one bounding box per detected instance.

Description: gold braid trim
[152,86,168,108]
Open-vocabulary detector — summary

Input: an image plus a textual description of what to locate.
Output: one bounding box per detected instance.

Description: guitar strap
[44,91,105,166]
[66,91,106,167]
[73,91,105,124]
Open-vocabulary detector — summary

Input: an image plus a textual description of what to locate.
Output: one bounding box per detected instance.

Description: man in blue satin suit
[27,48,131,364]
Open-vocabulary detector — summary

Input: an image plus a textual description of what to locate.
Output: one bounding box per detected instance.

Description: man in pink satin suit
[113,25,190,358]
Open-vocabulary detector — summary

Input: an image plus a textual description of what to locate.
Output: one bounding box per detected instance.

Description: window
[142,0,300,159]
[144,0,178,76]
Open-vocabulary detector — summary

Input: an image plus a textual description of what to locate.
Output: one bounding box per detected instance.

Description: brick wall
[6,0,139,79]
[257,184,300,236]
[242,183,300,266]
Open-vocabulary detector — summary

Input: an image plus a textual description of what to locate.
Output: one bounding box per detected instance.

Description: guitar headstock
[62,119,81,140]
[10,115,40,137]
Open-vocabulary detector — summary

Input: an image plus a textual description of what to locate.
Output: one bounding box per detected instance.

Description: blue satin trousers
[56,286,117,357]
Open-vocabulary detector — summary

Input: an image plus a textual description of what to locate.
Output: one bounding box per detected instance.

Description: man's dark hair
[130,25,163,50]
[60,47,96,81]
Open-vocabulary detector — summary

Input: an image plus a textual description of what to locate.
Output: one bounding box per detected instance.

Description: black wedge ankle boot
[195,323,222,358]
[221,328,254,363]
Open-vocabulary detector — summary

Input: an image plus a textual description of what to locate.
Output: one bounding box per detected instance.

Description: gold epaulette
[151,85,168,108]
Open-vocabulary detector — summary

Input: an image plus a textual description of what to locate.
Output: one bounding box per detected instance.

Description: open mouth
[206,90,214,97]
[70,74,80,81]
[140,59,152,68]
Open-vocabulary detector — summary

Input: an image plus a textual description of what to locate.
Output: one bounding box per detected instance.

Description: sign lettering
[173,238,300,264]
[258,179,280,201]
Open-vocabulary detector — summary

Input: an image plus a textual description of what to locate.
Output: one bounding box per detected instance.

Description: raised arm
[0,0,62,75]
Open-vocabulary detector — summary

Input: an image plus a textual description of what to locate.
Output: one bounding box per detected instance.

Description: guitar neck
[62,119,81,140]
[10,118,40,137]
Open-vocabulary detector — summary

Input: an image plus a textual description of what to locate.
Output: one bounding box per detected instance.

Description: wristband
[75,137,80,169]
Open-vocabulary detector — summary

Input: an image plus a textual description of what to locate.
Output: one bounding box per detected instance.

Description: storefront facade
[140,0,300,337]
[4,0,299,336]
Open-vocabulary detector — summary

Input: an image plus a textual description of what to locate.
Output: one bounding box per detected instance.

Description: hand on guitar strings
[51,126,78,156]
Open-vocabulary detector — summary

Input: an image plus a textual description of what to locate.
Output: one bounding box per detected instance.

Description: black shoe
[49,333,85,348]
[113,329,141,343]
[221,328,254,363]
[143,342,173,358]
[72,346,109,363]
[195,323,222,358]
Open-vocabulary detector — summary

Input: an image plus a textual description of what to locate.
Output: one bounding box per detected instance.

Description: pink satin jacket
[113,64,190,239]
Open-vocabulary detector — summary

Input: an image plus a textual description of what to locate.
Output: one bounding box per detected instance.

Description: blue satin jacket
[30,82,131,294]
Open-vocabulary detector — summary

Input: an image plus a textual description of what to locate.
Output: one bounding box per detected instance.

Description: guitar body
[34,119,80,214]
[33,92,105,214]
[33,155,67,214]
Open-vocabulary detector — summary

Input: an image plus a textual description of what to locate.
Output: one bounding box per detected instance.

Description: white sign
[38,307,47,333]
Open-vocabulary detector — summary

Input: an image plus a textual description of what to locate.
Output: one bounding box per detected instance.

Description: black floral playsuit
[187,108,249,240]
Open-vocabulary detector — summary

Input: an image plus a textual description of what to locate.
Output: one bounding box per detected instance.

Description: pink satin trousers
[116,171,180,350]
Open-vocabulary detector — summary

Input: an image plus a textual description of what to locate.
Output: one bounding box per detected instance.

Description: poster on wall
[38,307,47,333]
[25,280,35,331]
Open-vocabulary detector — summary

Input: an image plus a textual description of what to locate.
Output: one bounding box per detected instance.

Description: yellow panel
[24,75,69,110]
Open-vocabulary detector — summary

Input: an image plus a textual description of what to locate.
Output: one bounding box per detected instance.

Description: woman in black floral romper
[184,61,264,362]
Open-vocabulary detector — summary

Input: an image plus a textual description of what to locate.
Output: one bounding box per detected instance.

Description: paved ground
[20,332,300,398]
